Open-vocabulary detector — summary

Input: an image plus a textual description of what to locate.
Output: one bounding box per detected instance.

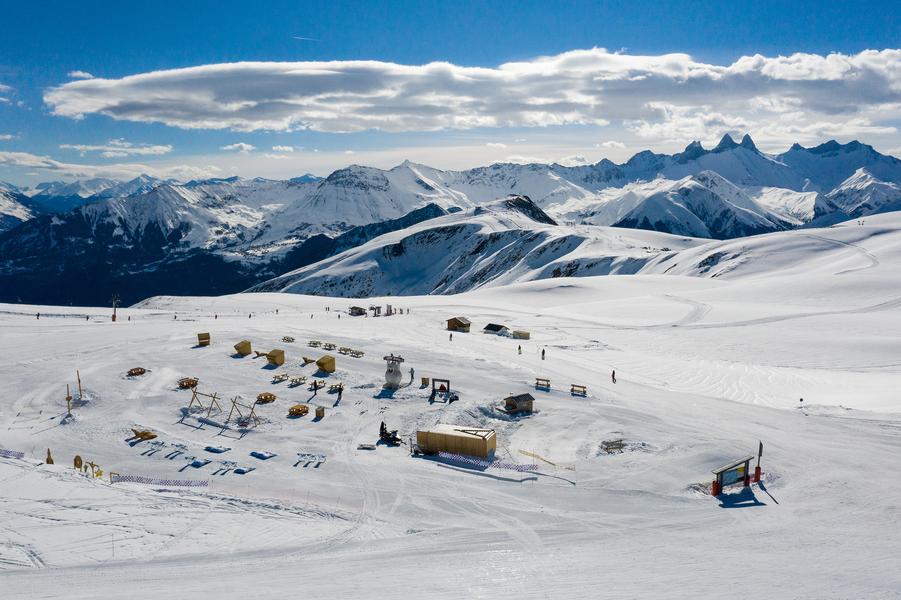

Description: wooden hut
[503,393,534,414]
[512,330,530,340]
[234,340,252,356]
[446,317,471,332]
[416,424,497,458]
[267,349,285,366]
[315,406,325,419]
[482,323,510,336]
[197,332,211,346]
[349,306,366,316]
[316,354,336,373]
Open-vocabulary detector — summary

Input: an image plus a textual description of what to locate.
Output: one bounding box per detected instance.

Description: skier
[409,367,415,383]
[337,386,343,402]
[36,312,40,319]
[248,313,252,319]
[449,332,453,342]
[276,308,279,315]
[611,370,616,384]
[214,314,217,319]
[541,348,545,361]
[517,345,522,355]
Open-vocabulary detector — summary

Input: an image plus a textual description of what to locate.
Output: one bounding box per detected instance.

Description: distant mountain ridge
[1,135,900,305]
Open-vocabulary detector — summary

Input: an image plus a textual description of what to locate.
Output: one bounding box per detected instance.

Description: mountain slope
[825,169,901,218]
[249,195,703,297]
[0,188,34,233]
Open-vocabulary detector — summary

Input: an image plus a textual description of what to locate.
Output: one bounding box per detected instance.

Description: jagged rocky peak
[679,141,706,161]
[712,133,739,152]
[739,134,758,151]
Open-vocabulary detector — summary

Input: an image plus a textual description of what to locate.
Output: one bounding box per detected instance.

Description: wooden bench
[289,376,307,387]
[323,342,336,351]
[349,350,364,358]
[570,384,587,396]
[328,383,344,393]
[308,340,322,347]
[309,380,325,390]
[535,377,551,390]
[272,373,289,383]
[282,336,295,343]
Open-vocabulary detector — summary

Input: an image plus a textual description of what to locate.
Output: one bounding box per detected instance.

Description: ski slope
[1,215,901,597]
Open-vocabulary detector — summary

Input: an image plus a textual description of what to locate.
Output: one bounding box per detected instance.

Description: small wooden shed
[483,323,510,336]
[315,406,325,419]
[316,354,336,373]
[349,306,366,316]
[503,393,534,414]
[267,349,285,366]
[512,330,530,340]
[446,317,471,332]
[234,340,252,356]
[416,424,497,458]
[197,332,211,346]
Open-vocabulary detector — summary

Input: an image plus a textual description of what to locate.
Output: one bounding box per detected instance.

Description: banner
[0,448,25,459]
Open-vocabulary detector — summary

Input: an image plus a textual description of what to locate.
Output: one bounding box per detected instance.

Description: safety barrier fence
[437,451,538,472]
[0,448,26,459]
[110,474,209,487]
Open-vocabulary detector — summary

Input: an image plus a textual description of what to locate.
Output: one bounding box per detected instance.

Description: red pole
[711,480,720,496]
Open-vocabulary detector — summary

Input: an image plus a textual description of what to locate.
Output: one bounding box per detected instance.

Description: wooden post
[66,384,72,416]
[76,370,83,399]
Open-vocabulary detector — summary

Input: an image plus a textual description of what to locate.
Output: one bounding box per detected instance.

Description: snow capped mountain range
[1,135,900,304]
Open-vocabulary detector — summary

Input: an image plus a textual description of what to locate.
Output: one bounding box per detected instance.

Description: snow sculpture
[383,353,405,389]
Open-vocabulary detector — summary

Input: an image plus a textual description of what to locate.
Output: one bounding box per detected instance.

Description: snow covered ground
[2,214,901,597]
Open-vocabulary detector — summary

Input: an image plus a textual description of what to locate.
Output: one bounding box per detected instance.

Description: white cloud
[505,154,552,164]
[0,150,219,180]
[599,140,625,148]
[59,138,173,158]
[558,154,589,166]
[485,142,507,148]
[263,153,292,160]
[221,142,255,153]
[41,48,901,141]
[271,145,295,152]
[344,150,355,154]
[67,70,95,80]
[0,134,16,141]
[0,83,12,104]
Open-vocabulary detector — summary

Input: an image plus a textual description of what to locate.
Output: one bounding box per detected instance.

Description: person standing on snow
[541,348,545,360]
[611,370,616,384]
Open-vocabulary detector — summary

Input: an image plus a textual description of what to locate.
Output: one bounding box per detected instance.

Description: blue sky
[1,0,900,185]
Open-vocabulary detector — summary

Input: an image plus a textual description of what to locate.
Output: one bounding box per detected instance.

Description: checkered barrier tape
[0,448,26,460]
[437,452,538,472]
[110,474,209,487]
